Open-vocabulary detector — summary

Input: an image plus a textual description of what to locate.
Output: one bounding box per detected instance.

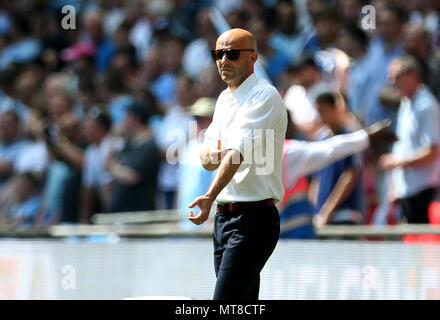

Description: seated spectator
[312,92,365,228]
[0,110,29,194]
[106,102,161,212]
[0,172,41,225]
[79,107,113,223]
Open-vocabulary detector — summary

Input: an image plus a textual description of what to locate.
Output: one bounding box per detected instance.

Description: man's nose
[220,53,230,64]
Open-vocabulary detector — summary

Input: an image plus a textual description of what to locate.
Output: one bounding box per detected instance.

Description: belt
[216,199,275,215]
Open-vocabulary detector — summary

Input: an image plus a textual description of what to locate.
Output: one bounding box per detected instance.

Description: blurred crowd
[0,0,439,233]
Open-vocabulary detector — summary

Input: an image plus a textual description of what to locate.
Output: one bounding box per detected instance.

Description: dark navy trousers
[213,205,280,300]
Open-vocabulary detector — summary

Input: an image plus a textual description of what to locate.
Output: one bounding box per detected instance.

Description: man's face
[317,102,337,127]
[388,61,412,96]
[378,10,402,43]
[0,113,19,143]
[402,25,428,56]
[83,117,99,143]
[296,66,318,88]
[214,32,256,88]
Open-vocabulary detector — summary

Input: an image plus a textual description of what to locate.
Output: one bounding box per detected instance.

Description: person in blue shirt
[0,12,41,70]
[362,4,407,126]
[379,55,440,224]
[82,11,116,72]
[313,92,365,228]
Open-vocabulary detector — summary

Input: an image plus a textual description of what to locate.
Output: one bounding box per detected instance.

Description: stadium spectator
[38,91,85,225]
[336,22,371,122]
[0,172,41,225]
[0,67,30,122]
[14,109,49,180]
[362,3,406,126]
[81,10,116,72]
[304,6,340,53]
[106,102,161,212]
[79,108,113,224]
[379,55,440,223]
[0,12,41,70]
[101,68,134,126]
[269,0,312,63]
[0,110,29,194]
[247,15,291,86]
[312,92,365,228]
[283,53,333,140]
[139,44,176,108]
[401,23,440,99]
[177,97,217,229]
[156,74,195,210]
[181,8,217,81]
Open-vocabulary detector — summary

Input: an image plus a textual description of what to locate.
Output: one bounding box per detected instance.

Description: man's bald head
[216,28,257,51]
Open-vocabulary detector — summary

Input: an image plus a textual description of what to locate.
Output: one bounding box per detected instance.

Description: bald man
[188,28,288,299]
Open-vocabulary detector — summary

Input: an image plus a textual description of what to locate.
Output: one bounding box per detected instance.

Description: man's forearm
[319,169,359,221]
[205,150,243,200]
[402,145,439,168]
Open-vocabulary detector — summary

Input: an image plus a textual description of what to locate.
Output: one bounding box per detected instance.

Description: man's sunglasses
[211,49,254,61]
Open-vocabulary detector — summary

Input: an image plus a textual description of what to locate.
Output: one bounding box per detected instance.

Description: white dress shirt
[203,73,288,203]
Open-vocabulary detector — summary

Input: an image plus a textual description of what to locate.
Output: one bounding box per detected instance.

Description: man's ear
[251,51,258,64]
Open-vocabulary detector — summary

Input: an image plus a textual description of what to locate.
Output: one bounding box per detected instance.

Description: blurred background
[0,0,440,300]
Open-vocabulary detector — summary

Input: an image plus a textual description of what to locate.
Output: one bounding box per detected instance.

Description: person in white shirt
[188,28,287,300]
[283,53,334,140]
[79,108,113,224]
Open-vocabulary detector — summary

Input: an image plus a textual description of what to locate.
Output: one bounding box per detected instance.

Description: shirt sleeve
[284,129,369,178]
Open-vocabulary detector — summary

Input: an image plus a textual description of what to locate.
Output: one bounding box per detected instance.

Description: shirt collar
[229,73,258,100]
